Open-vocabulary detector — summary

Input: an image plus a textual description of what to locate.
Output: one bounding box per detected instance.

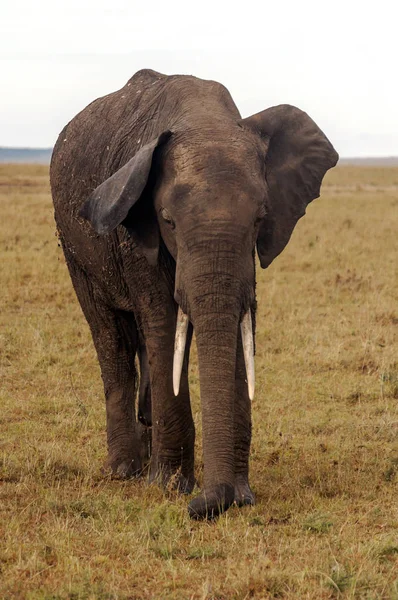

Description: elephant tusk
[173,307,189,396]
[240,309,255,400]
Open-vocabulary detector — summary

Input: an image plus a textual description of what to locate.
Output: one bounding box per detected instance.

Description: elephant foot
[149,463,195,495]
[188,483,235,520]
[167,471,195,495]
[234,475,255,506]
[104,452,142,479]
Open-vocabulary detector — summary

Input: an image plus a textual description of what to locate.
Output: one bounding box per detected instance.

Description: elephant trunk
[189,308,239,518]
[174,235,255,518]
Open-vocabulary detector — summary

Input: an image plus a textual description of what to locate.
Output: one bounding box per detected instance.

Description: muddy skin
[50,69,338,519]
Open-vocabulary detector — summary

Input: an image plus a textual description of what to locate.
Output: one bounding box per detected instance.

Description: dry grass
[0,163,397,599]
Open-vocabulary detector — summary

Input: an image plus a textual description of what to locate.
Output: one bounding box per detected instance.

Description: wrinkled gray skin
[50,69,338,519]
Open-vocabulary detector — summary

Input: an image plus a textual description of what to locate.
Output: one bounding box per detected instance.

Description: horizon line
[1,146,397,162]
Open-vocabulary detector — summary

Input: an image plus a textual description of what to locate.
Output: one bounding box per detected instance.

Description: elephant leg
[66,259,142,478]
[146,318,195,494]
[234,326,255,506]
[137,334,152,427]
[137,334,152,466]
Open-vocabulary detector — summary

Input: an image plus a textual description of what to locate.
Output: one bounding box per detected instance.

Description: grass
[0,163,397,599]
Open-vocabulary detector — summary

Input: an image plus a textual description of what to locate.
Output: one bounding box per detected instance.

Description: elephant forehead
[172,136,259,166]
[166,141,264,193]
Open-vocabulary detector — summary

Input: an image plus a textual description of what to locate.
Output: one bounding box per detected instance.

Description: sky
[1,0,396,157]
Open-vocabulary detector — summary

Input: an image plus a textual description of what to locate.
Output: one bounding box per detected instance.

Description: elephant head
[80,103,338,517]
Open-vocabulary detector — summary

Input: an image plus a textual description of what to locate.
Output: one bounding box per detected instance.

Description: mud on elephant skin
[50,69,338,519]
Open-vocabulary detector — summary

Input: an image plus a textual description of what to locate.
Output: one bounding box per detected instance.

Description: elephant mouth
[172,306,255,400]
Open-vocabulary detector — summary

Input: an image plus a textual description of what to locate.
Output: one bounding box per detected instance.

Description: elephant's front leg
[234,324,255,506]
[65,257,142,478]
[145,314,195,493]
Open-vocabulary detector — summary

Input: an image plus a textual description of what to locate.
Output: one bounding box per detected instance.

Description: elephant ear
[240,105,338,269]
[79,130,171,264]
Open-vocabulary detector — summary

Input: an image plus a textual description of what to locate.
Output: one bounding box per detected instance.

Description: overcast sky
[1,0,396,157]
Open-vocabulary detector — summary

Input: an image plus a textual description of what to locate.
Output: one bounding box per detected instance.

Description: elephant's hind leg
[137,335,152,427]
[67,258,142,478]
[98,310,142,478]
[136,336,152,467]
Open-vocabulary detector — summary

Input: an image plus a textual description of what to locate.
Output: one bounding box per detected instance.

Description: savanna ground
[0,163,397,599]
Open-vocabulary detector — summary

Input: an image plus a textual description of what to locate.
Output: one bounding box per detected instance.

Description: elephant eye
[160,207,175,229]
[255,207,266,225]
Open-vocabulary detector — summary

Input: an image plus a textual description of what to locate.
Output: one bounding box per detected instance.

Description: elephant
[50,69,338,519]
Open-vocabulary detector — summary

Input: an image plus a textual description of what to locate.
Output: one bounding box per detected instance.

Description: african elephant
[50,69,338,519]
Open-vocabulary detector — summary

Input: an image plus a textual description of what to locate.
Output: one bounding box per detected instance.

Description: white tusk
[173,307,189,396]
[240,309,255,400]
